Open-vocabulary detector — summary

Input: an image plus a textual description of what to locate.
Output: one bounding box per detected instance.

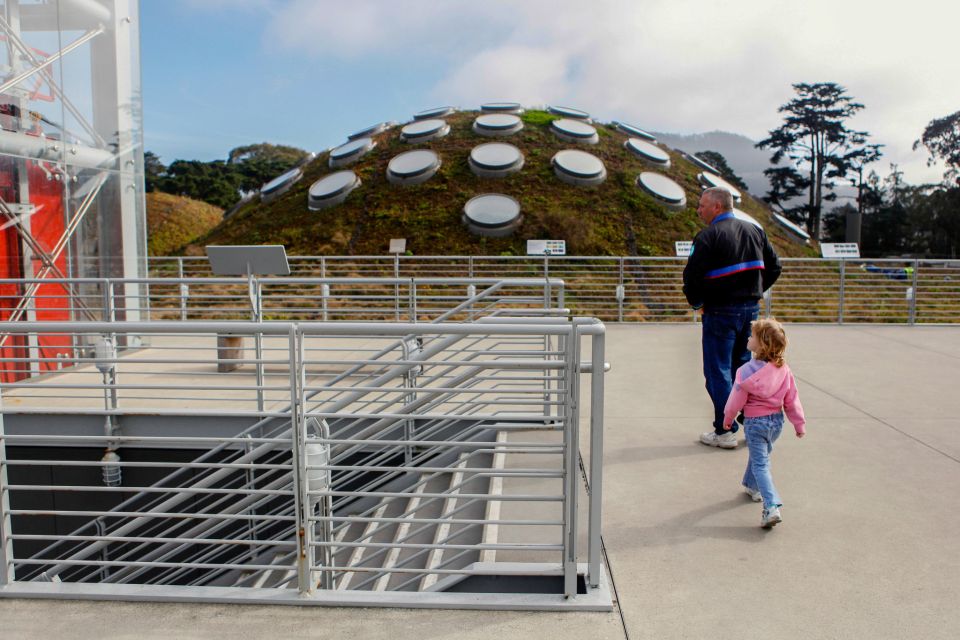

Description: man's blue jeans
[701,301,759,434]
[742,413,784,509]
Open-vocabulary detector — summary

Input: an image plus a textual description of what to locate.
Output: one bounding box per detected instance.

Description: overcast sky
[141,0,959,184]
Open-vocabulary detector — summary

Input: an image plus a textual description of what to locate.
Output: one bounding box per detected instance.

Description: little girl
[723,318,805,529]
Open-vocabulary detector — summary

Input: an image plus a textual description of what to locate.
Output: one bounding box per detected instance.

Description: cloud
[242,0,960,182]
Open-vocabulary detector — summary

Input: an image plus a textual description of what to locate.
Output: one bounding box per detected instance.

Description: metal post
[321,283,330,322]
[618,258,625,322]
[588,330,605,589]
[288,325,312,595]
[563,326,580,598]
[0,405,15,586]
[251,276,264,413]
[838,260,846,324]
[409,281,417,322]
[179,283,188,321]
[909,259,919,325]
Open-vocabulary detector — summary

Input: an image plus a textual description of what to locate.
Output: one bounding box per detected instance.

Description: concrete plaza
[3,324,958,639]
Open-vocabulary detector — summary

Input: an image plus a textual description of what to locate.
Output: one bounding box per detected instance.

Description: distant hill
[146,192,223,256]
[190,111,816,258]
[653,131,771,197]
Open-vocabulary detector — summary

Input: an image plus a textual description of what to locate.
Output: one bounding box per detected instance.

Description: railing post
[102,278,114,322]
[838,260,846,325]
[562,325,580,598]
[588,329,605,589]
[618,258,625,322]
[0,409,15,586]
[409,280,417,322]
[251,276,264,413]
[321,283,330,321]
[288,324,313,595]
[909,259,919,325]
[179,283,189,321]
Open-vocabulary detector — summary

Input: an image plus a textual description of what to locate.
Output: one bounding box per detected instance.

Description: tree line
[145,143,311,210]
[756,82,959,258]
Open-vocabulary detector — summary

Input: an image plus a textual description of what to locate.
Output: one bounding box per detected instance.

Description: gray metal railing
[144,255,960,324]
[0,319,607,606]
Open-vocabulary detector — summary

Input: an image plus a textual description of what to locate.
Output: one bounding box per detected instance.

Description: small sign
[675,241,693,257]
[388,238,407,254]
[526,239,566,256]
[821,243,860,259]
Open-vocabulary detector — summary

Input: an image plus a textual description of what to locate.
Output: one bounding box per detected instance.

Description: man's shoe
[761,506,782,529]
[742,485,762,502]
[700,431,738,449]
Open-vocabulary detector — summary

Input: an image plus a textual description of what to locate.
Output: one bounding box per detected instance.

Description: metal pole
[838,260,846,325]
[252,276,264,413]
[909,259,919,325]
[288,325,312,595]
[618,258,624,322]
[588,330,605,589]
[409,281,417,322]
[563,326,580,598]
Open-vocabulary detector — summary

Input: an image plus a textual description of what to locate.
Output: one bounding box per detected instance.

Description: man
[683,187,782,448]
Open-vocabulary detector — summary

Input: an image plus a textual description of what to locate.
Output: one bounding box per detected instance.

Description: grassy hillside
[188,110,815,258]
[147,192,223,256]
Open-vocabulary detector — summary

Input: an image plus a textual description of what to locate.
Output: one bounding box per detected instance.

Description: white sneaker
[742,485,762,502]
[700,431,738,449]
[761,506,782,529]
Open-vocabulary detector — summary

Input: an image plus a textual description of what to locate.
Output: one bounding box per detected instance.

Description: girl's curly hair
[752,317,787,367]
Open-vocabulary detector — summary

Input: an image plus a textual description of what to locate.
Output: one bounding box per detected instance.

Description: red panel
[28,159,73,372]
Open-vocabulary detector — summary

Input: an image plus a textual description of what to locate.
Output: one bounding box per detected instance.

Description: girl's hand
[796,432,805,439]
[722,423,732,431]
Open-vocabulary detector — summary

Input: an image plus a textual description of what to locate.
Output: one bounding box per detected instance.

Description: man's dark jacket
[682,212,782,309]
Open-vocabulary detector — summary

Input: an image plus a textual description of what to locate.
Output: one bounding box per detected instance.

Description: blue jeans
[742,413,784,509]
[701,302,759,433]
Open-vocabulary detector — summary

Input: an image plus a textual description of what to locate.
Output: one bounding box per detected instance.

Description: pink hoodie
[723,359,806,435]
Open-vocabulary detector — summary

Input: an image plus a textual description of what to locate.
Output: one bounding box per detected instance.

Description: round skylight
[613,121,656,141]
[308,171,360,210]
[698,171,742,203]
[260,167,303,203]
[551,118,599,144]
[473,113,524,137]
[480,102,524,114]
[329,137,376,168]
[686,153,720,174]
[732,208,762,229]
[773,213,811,243]
[624,138,671,167]
[413,106,456,120]
[387,149,441,185]
[469,142,524,178]
[348,122,393,141]
[548,105,591,121]
[552,149,606,186]
[463,193,522,237]
[637,172,686,210]
[400,118,450,143]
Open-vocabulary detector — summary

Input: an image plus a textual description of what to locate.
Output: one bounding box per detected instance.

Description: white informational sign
[526,239,567,256]
[388,238,407,254]
[820,243,860,259]
[675,241,693,257]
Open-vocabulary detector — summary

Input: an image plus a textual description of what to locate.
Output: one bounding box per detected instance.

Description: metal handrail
[0,318,606,601]
[141,256,960,324]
